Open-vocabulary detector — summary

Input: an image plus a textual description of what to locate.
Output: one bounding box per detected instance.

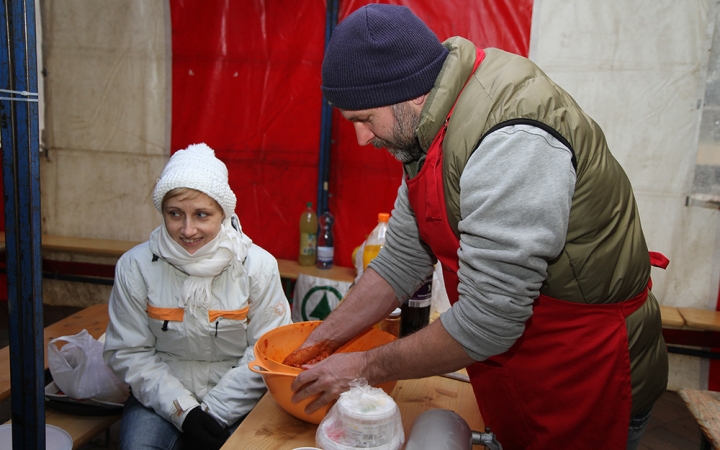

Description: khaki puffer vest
[410,37,667,414]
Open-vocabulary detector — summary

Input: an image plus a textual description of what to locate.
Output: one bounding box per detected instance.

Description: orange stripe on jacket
[147,305,184,322]
[208,307,249,323]
[146,305,249,323]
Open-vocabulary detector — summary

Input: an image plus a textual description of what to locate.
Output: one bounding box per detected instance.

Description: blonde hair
[161,188,223,214]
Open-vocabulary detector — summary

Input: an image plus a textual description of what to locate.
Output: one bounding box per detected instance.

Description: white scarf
[149,214,252,318]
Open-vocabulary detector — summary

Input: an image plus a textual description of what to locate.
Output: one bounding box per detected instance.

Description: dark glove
[182,407,230,450]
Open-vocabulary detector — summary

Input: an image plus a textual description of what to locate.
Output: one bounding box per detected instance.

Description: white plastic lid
[316,419,400,450]
[389,308,401,317]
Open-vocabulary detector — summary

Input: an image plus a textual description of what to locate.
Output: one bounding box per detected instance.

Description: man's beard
[371,102,424,163]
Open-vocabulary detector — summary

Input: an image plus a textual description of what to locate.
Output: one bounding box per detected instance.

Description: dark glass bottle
[400,274,432,337]
[316,211,334,269]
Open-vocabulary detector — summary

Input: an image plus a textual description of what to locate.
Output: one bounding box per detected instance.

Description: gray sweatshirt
[368,124,576,361]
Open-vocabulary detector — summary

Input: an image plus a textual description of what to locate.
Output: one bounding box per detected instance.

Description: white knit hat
[153,143,237,218]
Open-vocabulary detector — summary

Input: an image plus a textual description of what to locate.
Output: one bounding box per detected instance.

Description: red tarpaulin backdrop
[170,0,532,268]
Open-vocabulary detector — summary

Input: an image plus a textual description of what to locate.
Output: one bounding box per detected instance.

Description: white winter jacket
[103,241,292,430]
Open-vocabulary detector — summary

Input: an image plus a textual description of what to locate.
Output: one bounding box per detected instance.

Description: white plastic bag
[291,273,352,322]
[316,379,404,450]
[48,329,129,403]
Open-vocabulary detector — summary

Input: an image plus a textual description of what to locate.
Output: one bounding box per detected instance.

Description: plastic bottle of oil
[362,213,389,270]
[298,202,318,266]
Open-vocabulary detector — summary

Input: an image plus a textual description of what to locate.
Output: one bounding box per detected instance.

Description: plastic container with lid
[363,213,390,270]
[315,380,404,450]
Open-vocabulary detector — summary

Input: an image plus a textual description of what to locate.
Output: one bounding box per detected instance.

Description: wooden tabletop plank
[678,388,720,448]
[221,376,482,449]
[0,232,357,283]
[0,303,110,402]
[678,308,720,332]
[46,409,121,450]
[660,305,685,328]
[5,409,120,450]
[41,234,139,257]
[0,231,139,258]
[276,258,356,283]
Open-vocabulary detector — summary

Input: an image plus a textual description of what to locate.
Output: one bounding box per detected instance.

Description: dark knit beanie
[321,4,449,111]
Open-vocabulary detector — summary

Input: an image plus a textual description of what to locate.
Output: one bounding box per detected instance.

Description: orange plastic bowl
[249,321,398,424]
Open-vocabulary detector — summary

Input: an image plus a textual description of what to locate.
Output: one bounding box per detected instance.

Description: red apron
[406,48,666,449]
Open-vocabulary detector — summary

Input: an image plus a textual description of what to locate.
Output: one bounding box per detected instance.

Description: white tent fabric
[40,0,170,242]
[37,0,171,307]
[531,0,719,390]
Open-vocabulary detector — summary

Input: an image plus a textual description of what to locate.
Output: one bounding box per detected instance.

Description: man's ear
[411,94,428,106]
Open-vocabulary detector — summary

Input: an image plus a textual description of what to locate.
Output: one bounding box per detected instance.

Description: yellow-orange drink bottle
[298,202,318,266]
[364,213,390,330]
[362,213,389,270]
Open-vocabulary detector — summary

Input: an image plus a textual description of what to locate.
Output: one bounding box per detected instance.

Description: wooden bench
[660,305,720,359]
[660,304,685,328]
[677,388,720,450]
[0,232,356,283]
[2,303,121,449]
[8,410,121,450]
[677,308,720,332]
[0,303,110,402]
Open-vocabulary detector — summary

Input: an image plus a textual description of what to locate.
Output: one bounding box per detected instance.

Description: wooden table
[221,375,483,449]
[0,302,110,402]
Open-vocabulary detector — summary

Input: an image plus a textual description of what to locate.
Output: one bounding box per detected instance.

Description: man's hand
[182,407,230,450]
[282,340,337,368]
[290,351,369,414]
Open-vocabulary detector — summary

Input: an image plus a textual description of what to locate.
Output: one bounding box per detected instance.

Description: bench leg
[700,432,713,450]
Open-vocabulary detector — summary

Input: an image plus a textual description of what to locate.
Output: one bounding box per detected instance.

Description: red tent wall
[170,0,532,268]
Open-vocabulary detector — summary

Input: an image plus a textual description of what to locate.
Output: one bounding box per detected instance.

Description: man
[286,4,668,449]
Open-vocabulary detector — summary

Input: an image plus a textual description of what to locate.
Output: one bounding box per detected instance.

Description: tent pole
[0,0,44,448]
[317,0,339,215]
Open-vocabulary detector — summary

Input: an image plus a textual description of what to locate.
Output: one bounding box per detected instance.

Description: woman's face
[162,190,224,254]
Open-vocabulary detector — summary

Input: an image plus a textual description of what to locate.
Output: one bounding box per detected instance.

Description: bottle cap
[390,307,401,317]
[378,213,390,222]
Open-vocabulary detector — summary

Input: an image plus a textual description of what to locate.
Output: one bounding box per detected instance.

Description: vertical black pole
[0,0,44,448]
[317,0,339,215]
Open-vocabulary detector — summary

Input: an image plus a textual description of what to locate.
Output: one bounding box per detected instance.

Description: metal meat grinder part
[405,409,503,450]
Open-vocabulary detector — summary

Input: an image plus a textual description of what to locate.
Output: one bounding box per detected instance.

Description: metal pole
[0,0,44,448]
[316,0,339,215]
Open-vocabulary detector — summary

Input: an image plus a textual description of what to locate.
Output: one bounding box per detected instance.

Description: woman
[104,143,292,450]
